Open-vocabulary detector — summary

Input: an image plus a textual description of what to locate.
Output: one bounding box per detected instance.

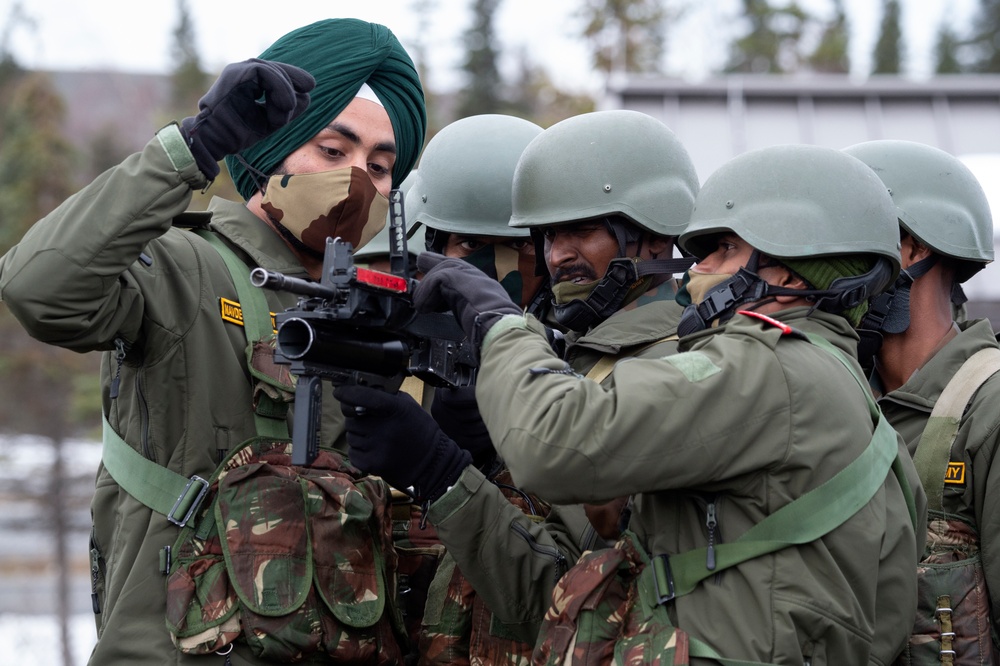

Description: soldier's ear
[770,266,809,304]
[643,233,670,259]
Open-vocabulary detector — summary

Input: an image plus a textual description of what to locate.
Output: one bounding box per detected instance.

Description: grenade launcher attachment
[251,189,477,465]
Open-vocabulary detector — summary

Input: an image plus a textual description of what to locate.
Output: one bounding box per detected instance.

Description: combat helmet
[678,144,900,335]
[843,140,994,335]
[408,114,542,249]
[509,109,700,330]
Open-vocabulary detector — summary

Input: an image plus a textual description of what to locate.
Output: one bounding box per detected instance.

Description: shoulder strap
[913,346,1000,512]
[99,228,290,526]
[101,414,210,527]
[643,331,910,604]
[585,335,679,384]
[194,228,288,439]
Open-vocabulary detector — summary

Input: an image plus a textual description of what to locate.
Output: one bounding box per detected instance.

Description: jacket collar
[880,318,998,410]
[206,197,308,278]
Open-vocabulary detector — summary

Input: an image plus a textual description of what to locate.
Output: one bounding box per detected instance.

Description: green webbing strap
[99,229,292,527]
[102,414,209,528]
[645,331,903,602]
[808,332,918,530]
[913,346,1000,513]
[194,229,288,439]
[585,335,680,384]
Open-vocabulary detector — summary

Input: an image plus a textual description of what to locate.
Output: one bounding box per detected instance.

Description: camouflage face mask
[261,166,389,253]
[675,271,733,307]
[463,243,525,306]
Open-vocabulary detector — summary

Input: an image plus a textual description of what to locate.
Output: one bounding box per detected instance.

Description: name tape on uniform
[944,462,966,486]
[219,297,277,333]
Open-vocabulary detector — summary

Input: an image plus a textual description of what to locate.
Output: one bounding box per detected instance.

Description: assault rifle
[250,189,476,465]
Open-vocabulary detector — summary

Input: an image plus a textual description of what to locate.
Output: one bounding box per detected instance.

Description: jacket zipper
[705,499,718,571]
[109,337,128,399]
[691,493,724,583]
[136,369,153,462]
[511,521,569,582]
[89,532,103,615]
[109,336,154,462]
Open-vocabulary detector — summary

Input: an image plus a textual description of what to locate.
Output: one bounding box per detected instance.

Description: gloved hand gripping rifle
[250,190,477,465]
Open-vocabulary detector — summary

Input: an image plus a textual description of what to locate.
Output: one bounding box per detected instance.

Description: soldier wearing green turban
[0,17,425,666]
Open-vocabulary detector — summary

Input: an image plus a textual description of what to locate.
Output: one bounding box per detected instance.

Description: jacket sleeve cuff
[155,123,209,189]
[427,465,488,523]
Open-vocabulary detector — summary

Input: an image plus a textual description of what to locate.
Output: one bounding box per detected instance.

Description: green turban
[225,18,426,200]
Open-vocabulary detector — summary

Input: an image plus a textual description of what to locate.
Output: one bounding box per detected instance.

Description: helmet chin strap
[678,252,896,338]
[551,217,693,332]
[857,255,936,337]
[855,254,939,373]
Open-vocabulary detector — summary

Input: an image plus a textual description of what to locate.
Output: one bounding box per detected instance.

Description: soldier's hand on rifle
[181,58,315,179]
[432,385,496,469]
[334,384,471,502]
[414,253,522,349]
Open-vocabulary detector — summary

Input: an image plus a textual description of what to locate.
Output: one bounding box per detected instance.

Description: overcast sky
[0,0,979,94]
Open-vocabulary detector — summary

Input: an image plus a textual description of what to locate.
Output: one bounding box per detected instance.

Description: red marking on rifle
[356,267,408,293]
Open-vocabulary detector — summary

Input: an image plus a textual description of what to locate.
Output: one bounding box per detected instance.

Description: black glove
[180,58,315,179]
[334,384,472,502]
[432,385,495,469]
[414,252,522,347]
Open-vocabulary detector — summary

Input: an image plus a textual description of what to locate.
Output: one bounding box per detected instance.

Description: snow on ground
[0,614,96,665]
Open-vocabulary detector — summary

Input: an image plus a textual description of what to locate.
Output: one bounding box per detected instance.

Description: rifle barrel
[250,268,336,299]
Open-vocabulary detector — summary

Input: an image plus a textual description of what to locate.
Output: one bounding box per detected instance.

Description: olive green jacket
[477,307,924,665]
[427,298,683,639]
[0,126,344,665]
[877,318,1000,620]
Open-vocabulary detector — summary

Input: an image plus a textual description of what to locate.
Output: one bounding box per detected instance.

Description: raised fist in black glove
[334,384,472,502]
[432,385,495,469]
[181,58,315,179]
[414,253,522,349]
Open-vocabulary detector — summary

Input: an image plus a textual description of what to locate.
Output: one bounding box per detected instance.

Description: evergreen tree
[808,0,850,73]
[726,0,811,74]
[506,47,596,127]
[166,0,236,208]
[0,2,32,115]
[578,0,668,77]
[170,0,207,112]
[408,0,443,135]
[0,72,97,666]
[967,0,1000,72]
[456,0,504,117]
[934,20,963,74]
[872,0,904,74]
[0,74,77,253]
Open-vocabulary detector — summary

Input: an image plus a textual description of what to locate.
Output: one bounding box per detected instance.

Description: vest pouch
[897,512,998,665]
[166,437,405,663]
[534,531,694,666]
[394,502,447,654]
[534,533,640,665]
[216,452,316,660]
[247,337,296,415]
[307,462,405,661]
[165,543,241,654]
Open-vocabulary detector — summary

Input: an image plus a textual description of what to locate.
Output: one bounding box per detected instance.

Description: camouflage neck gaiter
[261,166,389,253]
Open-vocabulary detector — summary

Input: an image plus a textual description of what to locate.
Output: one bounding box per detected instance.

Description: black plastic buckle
[651,554,676,604]
[167,475,210,527]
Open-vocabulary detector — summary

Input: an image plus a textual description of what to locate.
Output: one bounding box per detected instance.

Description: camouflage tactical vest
[165,436,407,663]
[418,467,552,666]
[894,347,1000,665]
